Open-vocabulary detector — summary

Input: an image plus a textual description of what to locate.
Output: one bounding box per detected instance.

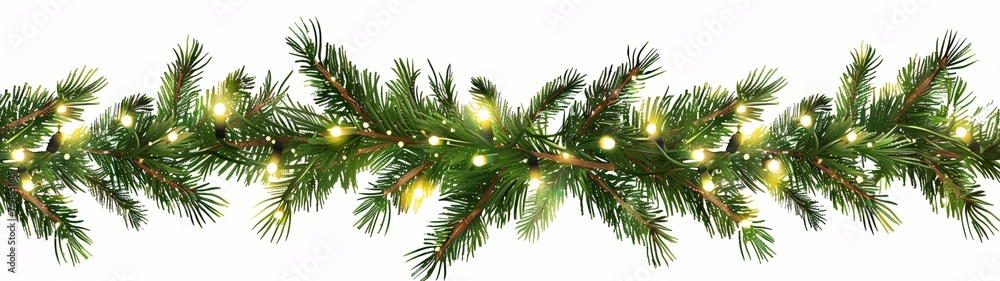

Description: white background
[3,1,1000,280]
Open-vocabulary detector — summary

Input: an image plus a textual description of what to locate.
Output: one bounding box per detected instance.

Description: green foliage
[4,19,1000,281]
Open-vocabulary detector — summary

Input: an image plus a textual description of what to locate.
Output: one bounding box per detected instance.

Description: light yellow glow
[476,108,491,122]
[11,148,25,162]
[213,102,227,117]
[766,159,781,173]
[736,104,748,114]
[645,123,657,135]
[956,127,968,138]
[473,155,487,167]
[599,136,616,150]
[266,162,278,175]
[692,149,706,162]
[57,105,68,114]
[167,131,179,142]
[846,131,858,143]
[800,115,813,128]
[428,136,441,146]
[120,114,134,128]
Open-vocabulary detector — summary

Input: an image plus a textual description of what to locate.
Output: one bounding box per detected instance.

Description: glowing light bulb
[398,141,405,148]
[428,136,441,146]
[473,155,487,167]
[599,136,616,150]
[413,186,425,200]
[266,162,278,175]
[64,154,70,160]
[867,142,873,148]
[692,149,706,162]
[846,131,858,142]
[476,108,491,122]
[743,153,750,160]
[739,219,752,229]
[856,176,864,183]
[213,103,227,116]
[22,179,35,192]
[57,104,68,114]
[703,180,716,192]
[120,114,134,128]
[167,131,179,142]
[330,126,343,137]
[11,148,25,162]
[956,127,968,138]
[562,152,571,159]
[766,159,781,172]
[800,115,813,128]
[645,123,657,135]
[736,104,748,114]
[273,209,284,220]
[528,178,541,190]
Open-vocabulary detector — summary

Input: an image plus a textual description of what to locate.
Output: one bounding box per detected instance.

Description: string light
[46,125,63,153]
[472,154,487,167]
[268,141,283,175]
[765,159,781,173]
[398,141,405,148]
[213,102,227,139]
[120,114,134,128]
[645,123,657,135]
[701,171,716,192]
[413,186,425,200]
[739,219,752,229]
[330,126,343,137]
[736,104,748,114]
[527,155,541,189]
[476,108,491,122]
[799,114,813,128]
[167,131,179,142]
[599,136,616,150]
[691,149,706,162]
[22,177,34,192]
[64,154,70,160]
[428,136,441,146]
[867,142,873,148]
[57,104,68,114]
[726,124,743,153]
[11,148,25,162]
[846,131,858,143]
[743,153,751,160]
[955,126,968,138]
[273,209,284,220]
[561,151,571,159]
[213,102,227,117]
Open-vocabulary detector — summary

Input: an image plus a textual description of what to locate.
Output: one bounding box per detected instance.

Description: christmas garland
[2,20,998,280]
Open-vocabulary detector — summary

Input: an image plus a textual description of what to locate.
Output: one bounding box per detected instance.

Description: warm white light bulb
[846,131,858,143]
[956,127,968,138]
[477,108,491,122]
[167,131,179,142]
[743,153,751,160]
[867,142,873,148]
[528,178,541,190]
[273,209,284,220]
[120,114,134,128]
[428,136,441,146]
[739,219,752,229]
[64,154,70,160]
[645,123,657,135]
[702,180,716,192]
[266,162,278,175]
[766,159,781,172]
[473,155,487,167]
[736,104,748,114]
[330,126,343,137]
[692,149,706,162]
[398,141,405,148]
[561,152,571,159]
[11,148,25,162]
[413,186,425,200]
[599,136,616,150]
[800,115,813,128]
[57,104,68,114]
[22,179,35,192]
[213,102,227,117]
